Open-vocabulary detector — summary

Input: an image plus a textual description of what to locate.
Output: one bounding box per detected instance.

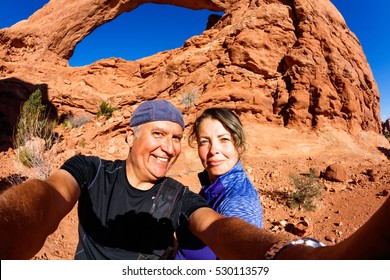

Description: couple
[0,100,389,260]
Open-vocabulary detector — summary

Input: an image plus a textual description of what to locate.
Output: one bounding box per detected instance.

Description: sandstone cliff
[0,0,382,150]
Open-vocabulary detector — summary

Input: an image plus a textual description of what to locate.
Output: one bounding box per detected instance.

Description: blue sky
[1,0,389,121]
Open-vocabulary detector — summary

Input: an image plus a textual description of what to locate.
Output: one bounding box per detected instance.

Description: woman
[176,107,263,259]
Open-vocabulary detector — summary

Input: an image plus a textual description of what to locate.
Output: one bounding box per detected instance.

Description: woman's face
[197,118,240,182]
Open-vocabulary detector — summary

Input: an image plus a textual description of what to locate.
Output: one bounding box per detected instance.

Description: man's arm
[188,207,288,259]
[0,169,80,259]
[189,197,390,260]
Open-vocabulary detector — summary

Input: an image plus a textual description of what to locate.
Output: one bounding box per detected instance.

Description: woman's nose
[209,141,221,155]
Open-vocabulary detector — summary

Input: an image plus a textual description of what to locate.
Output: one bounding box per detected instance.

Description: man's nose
[161,137,174,154]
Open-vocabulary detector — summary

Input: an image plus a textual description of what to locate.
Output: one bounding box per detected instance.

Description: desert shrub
[63,114,91,128]
[97,101,117,119]
[17,146,39,168]
[14,89,55,148]
[384,131,390,139]
[13,89,57,179]
[287,168,324,211]
[78,139,87,148]
[180,88,199,109]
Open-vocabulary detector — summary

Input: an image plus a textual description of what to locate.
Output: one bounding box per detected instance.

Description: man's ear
[126,127,135,146]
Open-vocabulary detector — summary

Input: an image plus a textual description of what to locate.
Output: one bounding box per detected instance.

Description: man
[0,100,389,260]
[0,99,272,259]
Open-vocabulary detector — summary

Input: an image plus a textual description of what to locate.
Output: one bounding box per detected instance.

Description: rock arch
[0,0,382,145]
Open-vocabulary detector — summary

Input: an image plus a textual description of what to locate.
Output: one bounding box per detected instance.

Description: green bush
[287,169,324,211]
[13,89,56,178]
[17,146,37,168]
[97,101,117,119]
[14,89,54,149]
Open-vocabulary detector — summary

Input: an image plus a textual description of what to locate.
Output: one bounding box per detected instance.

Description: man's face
[126,121,183,186]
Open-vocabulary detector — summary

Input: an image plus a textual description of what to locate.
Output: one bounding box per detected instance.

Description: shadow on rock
[0,78,57,152]
[0,174,29,192]
[377,146,390,160]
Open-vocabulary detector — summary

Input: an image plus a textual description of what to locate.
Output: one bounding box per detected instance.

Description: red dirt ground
[1,122,389,259]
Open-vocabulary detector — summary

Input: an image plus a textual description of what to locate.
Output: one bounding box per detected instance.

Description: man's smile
[152,155,169,162]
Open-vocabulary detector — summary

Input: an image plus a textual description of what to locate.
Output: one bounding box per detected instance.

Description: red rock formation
[0,0,382,150]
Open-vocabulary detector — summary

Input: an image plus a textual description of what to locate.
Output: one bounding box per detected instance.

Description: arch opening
[69,4,223,66]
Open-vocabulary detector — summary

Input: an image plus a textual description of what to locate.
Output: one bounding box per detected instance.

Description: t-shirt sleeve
[180,188,210,221]
[60,155,100,189]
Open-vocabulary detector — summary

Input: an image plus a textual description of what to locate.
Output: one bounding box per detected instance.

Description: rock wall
[0,0,382,150]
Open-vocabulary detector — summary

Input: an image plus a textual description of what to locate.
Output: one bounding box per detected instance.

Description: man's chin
[149,159,177,179]
[150,168,169,180]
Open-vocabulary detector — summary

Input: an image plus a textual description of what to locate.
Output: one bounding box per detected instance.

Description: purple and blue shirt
[176,160,263,260]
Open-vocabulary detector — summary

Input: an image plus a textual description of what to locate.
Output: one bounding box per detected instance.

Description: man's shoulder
[63,155,123,166]
[61,155,126,176]
[62,154,97,168]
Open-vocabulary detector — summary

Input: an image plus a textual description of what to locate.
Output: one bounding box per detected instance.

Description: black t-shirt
[61,155,209,259]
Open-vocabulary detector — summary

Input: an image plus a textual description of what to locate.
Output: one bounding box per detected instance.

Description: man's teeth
[156,156,168,162]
